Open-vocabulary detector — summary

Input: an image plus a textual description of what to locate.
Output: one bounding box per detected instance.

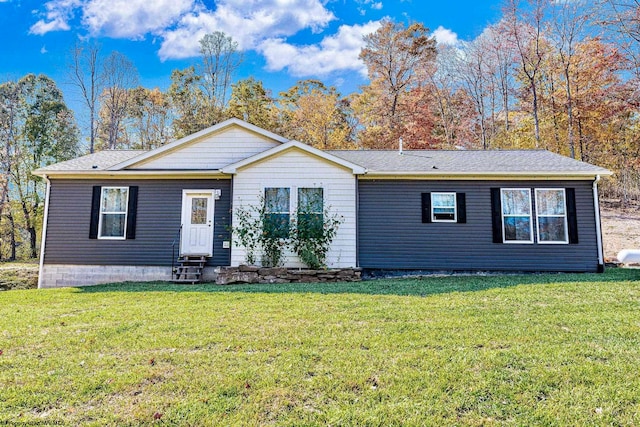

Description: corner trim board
[37,174,51,289]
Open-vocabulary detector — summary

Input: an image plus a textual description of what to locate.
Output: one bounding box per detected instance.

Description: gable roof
[33,150,145,174]
[32,118,611,179]
[222,139,366,174]
[107,118,289,171]
[329,149,612,178]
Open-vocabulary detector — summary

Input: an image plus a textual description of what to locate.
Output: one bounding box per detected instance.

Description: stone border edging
[216,265,361,285]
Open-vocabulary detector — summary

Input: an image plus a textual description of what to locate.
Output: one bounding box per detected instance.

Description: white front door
[180,190,217,256]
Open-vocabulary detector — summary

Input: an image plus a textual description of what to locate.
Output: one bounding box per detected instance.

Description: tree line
[1,0,640,260]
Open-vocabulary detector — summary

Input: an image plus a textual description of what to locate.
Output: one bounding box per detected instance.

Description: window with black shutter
[422,192,466,224]
[491,187,578,244]
[89,185,138,240]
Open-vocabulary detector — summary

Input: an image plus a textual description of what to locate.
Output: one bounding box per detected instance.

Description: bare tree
[198,32,243,112]
[549,0,592,158]
[455,38,493,149]
[484,22,517,134]
[597,0,640,105]
[423,45,459,147]
[99,52,138,149]
[67,43,102,153]
[504,0,550,147]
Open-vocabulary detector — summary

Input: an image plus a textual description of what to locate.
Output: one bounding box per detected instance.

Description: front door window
[191,197,208,225]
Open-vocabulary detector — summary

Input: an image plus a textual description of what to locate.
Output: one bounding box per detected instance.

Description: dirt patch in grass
[601,201,640,262]
[0,262,39,290]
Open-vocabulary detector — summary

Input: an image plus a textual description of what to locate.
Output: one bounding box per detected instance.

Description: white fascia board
[34,170,231,179]
[221,140,367,175]
[107,118,289,171]
[359,171,613,180]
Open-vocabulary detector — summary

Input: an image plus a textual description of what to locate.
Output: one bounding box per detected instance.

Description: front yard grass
[1,269,639,426]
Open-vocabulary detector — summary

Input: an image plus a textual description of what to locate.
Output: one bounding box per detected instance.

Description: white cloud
[158,0,336,60]
[432,25,459,46]
[356,0,382,15]
[30,17,70,34]
[29,0,81,35]
[29,0,193,38]
[40,45,48,54]
[28,0,381,77]
[82,0,194,39]
[258,21,381,77]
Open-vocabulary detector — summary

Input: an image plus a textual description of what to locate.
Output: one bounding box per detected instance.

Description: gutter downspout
[593,175,605,272]
[229,174,234,267]
[355,174,359,269]
[37,174,51,289]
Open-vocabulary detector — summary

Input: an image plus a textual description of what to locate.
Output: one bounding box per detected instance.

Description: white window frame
[431,192,457,222]
[535,188,569,244]
[264,187,291,238]
[264,187,291,216]
[501,188,533,244]
[298,187,324,214]
[297,187,325,237]
[262,186,327,233]
[97,186,129,240]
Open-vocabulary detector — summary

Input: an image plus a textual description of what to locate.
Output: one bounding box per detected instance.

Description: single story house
[33,118,612,288]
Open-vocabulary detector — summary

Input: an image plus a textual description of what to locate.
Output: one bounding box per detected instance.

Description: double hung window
[431,192,457,222]
[98,187,129,239]
[535,189,568,244]
[501,189,533,243]
[493,187,573,244]
[264,187,324,238]
[421,192,466,224]
[298,188,324,238]
[264,187,291,238]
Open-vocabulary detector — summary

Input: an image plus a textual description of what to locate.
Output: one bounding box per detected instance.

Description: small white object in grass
[617,249,640,264]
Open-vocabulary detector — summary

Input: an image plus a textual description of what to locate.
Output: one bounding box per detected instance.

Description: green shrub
[233,199,342,269]
[233,197,287,267]
[290,208,342,269]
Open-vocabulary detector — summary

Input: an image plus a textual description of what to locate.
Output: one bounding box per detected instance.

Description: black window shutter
[421,193,431,223]
[566,188,578,244]
[456,193,467,223]
[126,186,138,240]
[490,188,503,243]
[89,186,101,239]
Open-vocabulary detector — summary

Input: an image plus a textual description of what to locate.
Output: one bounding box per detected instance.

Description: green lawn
[1,269,639,426]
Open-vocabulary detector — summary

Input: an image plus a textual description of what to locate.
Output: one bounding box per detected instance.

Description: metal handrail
[171,225,182,280]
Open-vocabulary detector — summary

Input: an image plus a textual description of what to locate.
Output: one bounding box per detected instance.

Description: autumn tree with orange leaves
[355,20,437,148]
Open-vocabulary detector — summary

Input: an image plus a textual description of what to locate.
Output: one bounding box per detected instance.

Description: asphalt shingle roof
[34,150,146,173]
[328,149,610,175]
[34,148,610,177]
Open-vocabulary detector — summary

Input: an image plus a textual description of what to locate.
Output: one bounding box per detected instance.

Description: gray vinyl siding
[358,179,600,272]
[44,179,232,267]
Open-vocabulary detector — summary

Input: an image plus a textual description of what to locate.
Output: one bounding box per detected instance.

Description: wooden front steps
[173,255,207,284]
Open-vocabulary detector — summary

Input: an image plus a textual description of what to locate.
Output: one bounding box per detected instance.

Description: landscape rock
[216,269,259,285]
[258,267,287,277]
[215,266,361,285]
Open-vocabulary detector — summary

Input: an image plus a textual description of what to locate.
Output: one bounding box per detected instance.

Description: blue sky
[0,0,502,101]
